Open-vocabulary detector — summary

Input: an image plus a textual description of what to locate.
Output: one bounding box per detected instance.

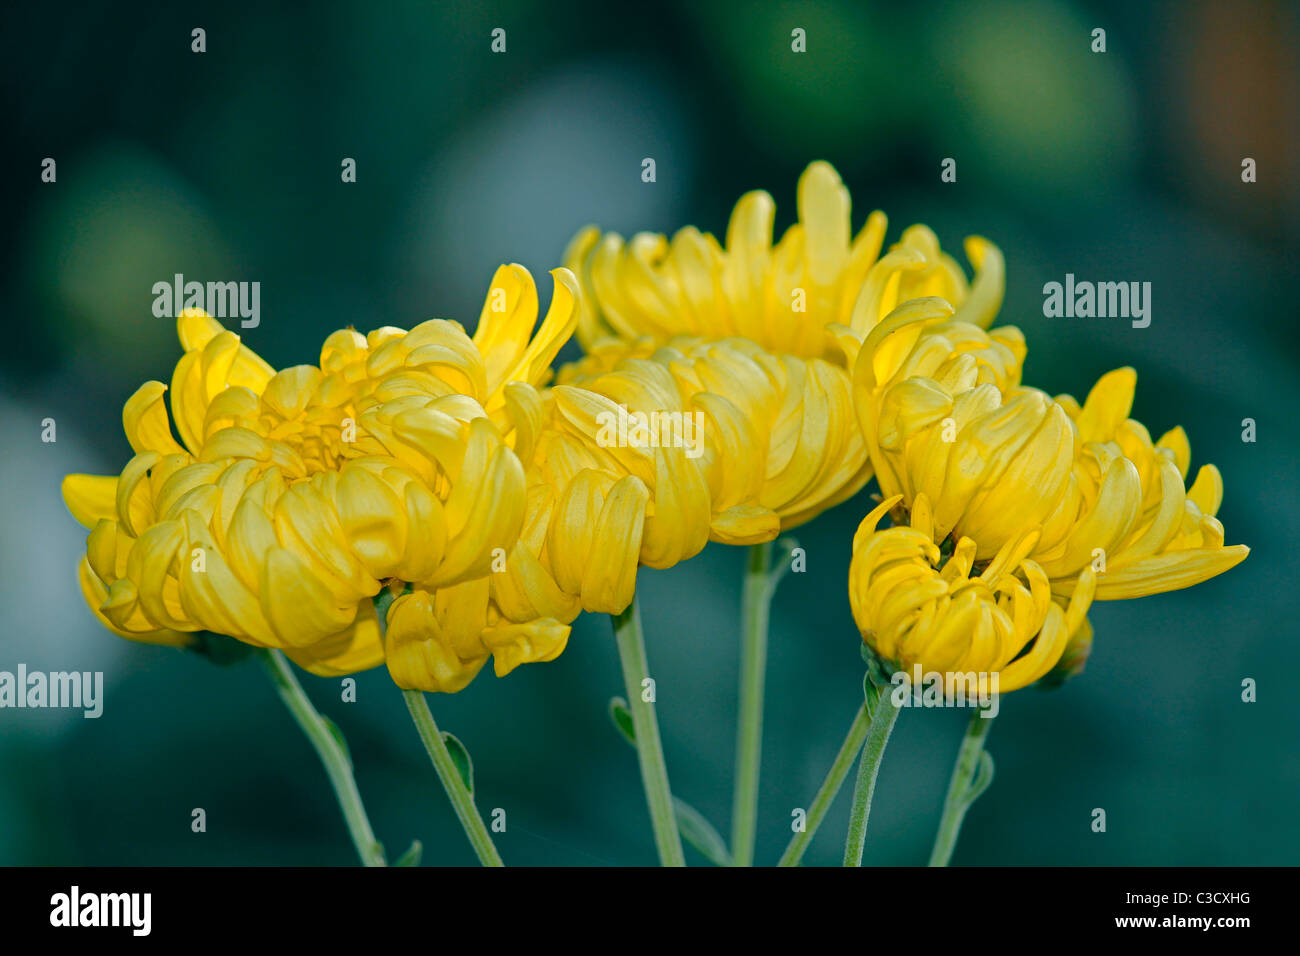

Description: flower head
[557,335,869,534]
[560,161,1004,535]
[62,267,581,690]
[486,346,753,620]
[564,160,1005,361]
[475,327,872,621]
[850,494,1096,693]
[850,299,1248,600]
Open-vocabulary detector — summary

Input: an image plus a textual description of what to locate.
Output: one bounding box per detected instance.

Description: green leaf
[610,698,729,865]
[320,715,353,769]
[962,750,996,808]
[673,798,732,867]
[441,732,474,795]
[393,839,423,867]
[608,696,636,747]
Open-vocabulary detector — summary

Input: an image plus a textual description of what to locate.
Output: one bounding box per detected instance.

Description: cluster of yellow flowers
[63,162,1247,695]
[847,295,1246,686]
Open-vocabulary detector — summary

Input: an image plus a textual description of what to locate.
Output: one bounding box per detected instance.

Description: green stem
[402,689,504,867]
[731,540,774,867]
[612,596,686,866]
[258,648,386,867]
[778,701,871,867]
[842,691,901,867]
[373,589,500,866]
[929,709,996,867]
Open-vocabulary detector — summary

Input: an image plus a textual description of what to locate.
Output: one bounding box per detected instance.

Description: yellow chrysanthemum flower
[850,494,1096,693]
[556,335,869,535]
[462,329,870,623]
[62,266,581,690]
[561,161,1006,537]
[481,346,767,621]
[851,298,1249,600]
[564,160,1005,360]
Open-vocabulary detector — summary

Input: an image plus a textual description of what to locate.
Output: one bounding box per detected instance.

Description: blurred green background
[2,0,1297,866]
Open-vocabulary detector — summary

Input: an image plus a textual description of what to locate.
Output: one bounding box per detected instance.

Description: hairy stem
[259,648,386,867]
[778,701,872,867]
[613,596,685,866]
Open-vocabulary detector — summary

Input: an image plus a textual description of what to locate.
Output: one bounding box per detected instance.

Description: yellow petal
[1088,545,1249,600]
[288,602,386,676]
[383,590,488,693]
[484,619,570,676]
[1074,367,1136,444]
[62,474,118,529]
[78,557,192,647]
[950,236,1004,330]
[335,464,407,580]
[115,452,161,538]
[710,505,780,545]
[1187,464,1224,516]
[582,474,650,614]
[259,546,358,647]
[123,382,186,456]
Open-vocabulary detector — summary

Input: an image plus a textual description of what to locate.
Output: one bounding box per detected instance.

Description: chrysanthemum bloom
[384,336,836,637]
[462,325,871,622]
[62,267,581,691]
[488,379,711,619]
[851,298,1249,601]
[555,335,868,535]
[849,494,1096,692]
[564,160,1005,359]
[561,161,1006,536]
[475,342,777,621]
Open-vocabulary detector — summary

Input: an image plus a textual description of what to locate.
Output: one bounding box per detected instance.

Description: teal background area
[1,0,1296,865]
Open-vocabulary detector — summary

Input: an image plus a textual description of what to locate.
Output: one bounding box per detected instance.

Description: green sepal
[189,630,256,666]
